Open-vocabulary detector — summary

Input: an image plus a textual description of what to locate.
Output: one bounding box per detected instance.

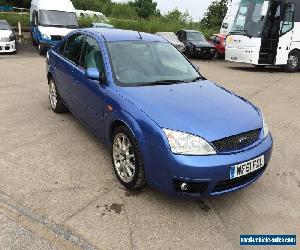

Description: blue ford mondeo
[46,28,273,198]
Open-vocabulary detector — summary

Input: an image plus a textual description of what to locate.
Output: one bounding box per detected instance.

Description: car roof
[83,28,166,42]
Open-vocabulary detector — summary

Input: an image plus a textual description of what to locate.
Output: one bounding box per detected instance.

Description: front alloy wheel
[112,126,145,190]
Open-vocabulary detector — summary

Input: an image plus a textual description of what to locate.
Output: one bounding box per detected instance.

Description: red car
[208,34,226,58]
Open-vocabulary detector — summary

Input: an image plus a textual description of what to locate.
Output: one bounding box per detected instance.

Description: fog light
[180,182,188,191]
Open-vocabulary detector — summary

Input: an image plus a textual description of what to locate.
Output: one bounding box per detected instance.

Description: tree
[164,8,192,24]
[129,0,158,19]
[201,0,228,29]
[111,3,138,20]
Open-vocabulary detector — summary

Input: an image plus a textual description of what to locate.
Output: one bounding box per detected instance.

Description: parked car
[208,34,226,58]
[30,0,78,55]
[176,29,216,59]
[0,20,16,54]
[47,28,273,198]
[92,23,114,29]
[155,32,185,53]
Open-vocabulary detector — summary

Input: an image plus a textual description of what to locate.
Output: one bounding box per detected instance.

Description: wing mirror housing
[86,68,100,80]
[86,68,106,83]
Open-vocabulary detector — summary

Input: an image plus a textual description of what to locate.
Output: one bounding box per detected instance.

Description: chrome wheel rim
[113,133,136,183]
[288,55,299,69]
[49,80,57,110]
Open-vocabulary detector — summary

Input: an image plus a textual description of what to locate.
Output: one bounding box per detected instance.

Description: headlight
[262,113,269,138]
[41,33,51,40]
[9,33,16,41]
[163,129,216,155]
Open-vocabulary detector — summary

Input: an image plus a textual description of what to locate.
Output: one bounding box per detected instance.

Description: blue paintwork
[31,26,58,48]
[47,28,273,198]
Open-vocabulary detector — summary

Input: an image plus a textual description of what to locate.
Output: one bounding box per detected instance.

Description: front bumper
[0,40,16,53]
[193,48,215,58]
[225,47,261,65]
[144,134,273,198]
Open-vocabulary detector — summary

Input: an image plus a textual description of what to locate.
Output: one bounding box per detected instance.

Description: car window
[80,36,105,73]
[63,33,84,64]
[214,36,221,44]
[209,35,216,42]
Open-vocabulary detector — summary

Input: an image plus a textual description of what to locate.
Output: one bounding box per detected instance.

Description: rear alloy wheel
[284,51,300,73]
[48,78,67,113]
[112,126,146,190]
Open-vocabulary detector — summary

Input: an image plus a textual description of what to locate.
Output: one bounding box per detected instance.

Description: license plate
[230,155,265,179]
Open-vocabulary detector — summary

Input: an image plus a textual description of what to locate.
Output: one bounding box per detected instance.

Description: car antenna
[137,31,142,40]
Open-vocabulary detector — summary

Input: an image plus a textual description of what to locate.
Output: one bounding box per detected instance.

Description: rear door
[72,35,107,136]
[60,33,85,111]
[276,3,295,65]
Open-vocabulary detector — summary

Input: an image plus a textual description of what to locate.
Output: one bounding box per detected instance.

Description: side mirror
[86,68,100,81]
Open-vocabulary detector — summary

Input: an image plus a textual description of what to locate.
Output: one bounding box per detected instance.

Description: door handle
[72,79,79,85]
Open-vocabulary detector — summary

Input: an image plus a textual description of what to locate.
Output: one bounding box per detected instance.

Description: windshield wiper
[190,76,206,82]
[140,80,187,86]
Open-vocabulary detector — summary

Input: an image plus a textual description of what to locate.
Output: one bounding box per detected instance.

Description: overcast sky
[112,0,215,21]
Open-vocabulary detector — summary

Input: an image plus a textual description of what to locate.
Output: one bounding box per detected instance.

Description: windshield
[39,10,78,28]
[0,20,11,30]
[187,32,206,42]
[107,41,200,87]
[231,0,269,37]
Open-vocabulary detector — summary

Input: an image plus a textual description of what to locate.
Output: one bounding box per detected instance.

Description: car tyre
[284,51,300,73]
[112,126,146,190]
[48,78,67,113]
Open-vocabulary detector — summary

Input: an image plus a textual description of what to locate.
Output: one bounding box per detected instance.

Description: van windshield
[39,10,78,28]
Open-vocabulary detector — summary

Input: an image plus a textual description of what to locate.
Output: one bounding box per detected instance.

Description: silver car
[155,32,185,53]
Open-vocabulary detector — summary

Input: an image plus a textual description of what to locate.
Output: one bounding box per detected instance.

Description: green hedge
[0,12,218,37]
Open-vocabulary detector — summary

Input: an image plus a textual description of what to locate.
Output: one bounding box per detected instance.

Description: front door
[72,35,107,137]
[276,3,295,65]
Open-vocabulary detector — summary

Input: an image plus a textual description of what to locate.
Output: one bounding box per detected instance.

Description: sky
[112,0,215,21]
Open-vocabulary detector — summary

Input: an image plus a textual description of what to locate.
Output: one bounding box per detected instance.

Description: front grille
[51,35,63,41]
[213,166,266,193]
[212,129,261,153]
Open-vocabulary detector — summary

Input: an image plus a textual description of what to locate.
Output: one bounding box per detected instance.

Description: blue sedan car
[46,28,273,198]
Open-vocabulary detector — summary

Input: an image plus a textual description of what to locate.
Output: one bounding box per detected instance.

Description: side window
[281,4,295,35]
[63,33,84,64]
[214,36,221,45]
[59,40,67,54]
[80,36,105,73]
[209,35,216,43]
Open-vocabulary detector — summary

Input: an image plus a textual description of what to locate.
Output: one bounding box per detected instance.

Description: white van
[226,0,300,72]
[30,0,78,55]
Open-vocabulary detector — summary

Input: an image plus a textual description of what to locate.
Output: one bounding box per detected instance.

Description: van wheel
[48,78,67,113]
[38,44,45,56]
[112,126,146,190]
[31,33,37,46]
[284,51,300,73]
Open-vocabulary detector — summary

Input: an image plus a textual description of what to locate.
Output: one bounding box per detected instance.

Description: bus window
[281,4,295,35]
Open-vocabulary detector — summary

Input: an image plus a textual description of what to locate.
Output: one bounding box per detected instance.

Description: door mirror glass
[86,68,100,81]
